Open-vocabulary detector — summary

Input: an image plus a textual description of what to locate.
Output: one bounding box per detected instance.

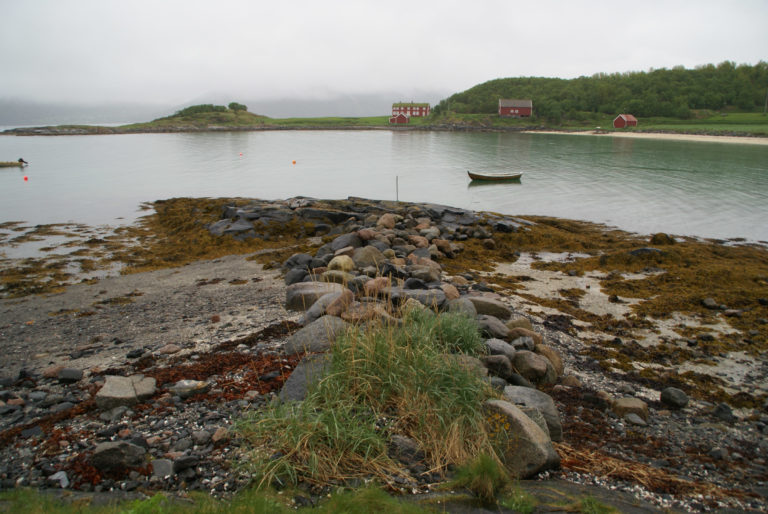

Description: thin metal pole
[396,176,399,202]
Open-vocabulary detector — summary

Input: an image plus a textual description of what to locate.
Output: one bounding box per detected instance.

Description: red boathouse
[613,114,638,128]
[389,113,409,124]
[498,99,532,118]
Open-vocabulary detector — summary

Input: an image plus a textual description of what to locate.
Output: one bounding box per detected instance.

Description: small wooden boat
[0,160,27,168]
[467,170,522,182]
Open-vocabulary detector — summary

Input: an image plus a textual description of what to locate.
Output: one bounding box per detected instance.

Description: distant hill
[434,61,768,122]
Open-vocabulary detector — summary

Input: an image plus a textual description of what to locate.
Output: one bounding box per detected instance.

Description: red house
[389,113,409,124]
[613,114,638,128]
[392,102,430,117]
[498,99,532,118]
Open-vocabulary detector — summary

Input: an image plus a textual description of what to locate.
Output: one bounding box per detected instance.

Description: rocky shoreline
[1,197,767,511]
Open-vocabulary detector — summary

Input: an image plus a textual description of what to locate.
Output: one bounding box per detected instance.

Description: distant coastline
[4,123,768,145]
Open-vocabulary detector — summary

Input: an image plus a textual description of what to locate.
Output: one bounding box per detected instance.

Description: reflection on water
[0,131,766,241]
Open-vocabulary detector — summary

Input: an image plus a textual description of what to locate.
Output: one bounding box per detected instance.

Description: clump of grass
[236,310,497,489]
[450,453,510,504]
[498,484,537,513]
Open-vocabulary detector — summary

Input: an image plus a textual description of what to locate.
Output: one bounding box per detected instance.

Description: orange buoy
[292,160,296,165]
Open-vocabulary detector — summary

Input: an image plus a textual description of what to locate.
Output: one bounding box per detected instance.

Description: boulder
[476,314,510,339]
[611,397,649,422]
[534,344,564,377]
[168,379,210,399]
[279,354,331,402]
[376,213,398,229]
[445,298,477,317]
[467,297,513,320]
[481,355,513,380]
[513,351,549,383]
[91,441,146,472]
[508,327,543,345]
[300,291,345,325]
[325,289,356,317]
[660,387,689,409]
[352,246,385,268]
[506,317,534,331]
[330,233,363,251]
[440,283,460,300]
[327,255,355,272]
[283,315,351,355]
[286,282,347,311]
[95,375,156,410]
[484,338,516,362]
[485,399,560,478]
[503,386,562,441]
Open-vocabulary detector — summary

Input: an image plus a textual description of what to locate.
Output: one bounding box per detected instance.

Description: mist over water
[0,131,766,241]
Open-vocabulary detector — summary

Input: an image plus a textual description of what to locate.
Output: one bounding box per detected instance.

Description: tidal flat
[0,196,767,511]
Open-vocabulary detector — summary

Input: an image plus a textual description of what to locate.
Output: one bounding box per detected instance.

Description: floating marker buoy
[23,176,28,181]
[239,152,243,156]
[292,160,296,165]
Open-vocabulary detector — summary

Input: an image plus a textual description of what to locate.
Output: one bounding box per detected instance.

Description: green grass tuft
[236,311,498,488]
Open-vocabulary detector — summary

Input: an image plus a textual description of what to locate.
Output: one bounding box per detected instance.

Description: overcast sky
[1,0,767,106]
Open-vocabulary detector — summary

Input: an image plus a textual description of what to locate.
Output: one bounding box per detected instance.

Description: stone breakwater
[0,197,766,511]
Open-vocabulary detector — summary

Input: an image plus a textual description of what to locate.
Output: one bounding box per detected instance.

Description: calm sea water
[1,130,767,241]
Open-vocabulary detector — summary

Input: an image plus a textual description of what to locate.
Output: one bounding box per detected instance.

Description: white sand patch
[524,130,768,146]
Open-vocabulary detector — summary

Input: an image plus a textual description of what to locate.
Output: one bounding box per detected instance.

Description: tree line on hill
[433,61,768,122]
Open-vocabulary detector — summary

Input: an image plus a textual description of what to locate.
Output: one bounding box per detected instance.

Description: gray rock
[151,458,174,478]
[507,373,535,389]
[47,471,69,489]
[503,385,562,441]
[467,297,513,320]
[192,430,212,445]
[279,354,331,402]
[510,336,535,351]
[624,413,647,426]
[169,379,210,399]
[285,281,347,311]
[485,338,516,362]
[476,315,510,339]
[283,316,351,355]
[352,246,385,268]
[91,441,146,471]
[408,265,441,283]
[445,298,477,317]
[702,298,720,310]
[481,355,513,380]
[173,455,199,473]
[57,368,83,384]
[513,351,557,385]
[300,292,345,326]
[95,375,156,409]
[284,268,308,285]
[713,402,737,423]
[485,399,560,478]
[282,253,314,271]
[330,233,363,251]
[519,406,550,438]
[388,288,447,309]
[660,387,689,409]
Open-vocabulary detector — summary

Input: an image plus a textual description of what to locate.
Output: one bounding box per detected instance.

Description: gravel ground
[0,249,766,511]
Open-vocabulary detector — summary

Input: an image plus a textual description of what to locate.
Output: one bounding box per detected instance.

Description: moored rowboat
[467,170,522,182]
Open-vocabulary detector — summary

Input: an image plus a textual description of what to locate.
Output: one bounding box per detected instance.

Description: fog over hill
[0,90,448,127]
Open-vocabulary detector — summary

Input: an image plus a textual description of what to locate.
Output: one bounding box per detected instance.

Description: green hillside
[434,61,768,123]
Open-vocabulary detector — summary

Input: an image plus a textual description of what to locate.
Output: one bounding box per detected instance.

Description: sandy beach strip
[524,129,768,146]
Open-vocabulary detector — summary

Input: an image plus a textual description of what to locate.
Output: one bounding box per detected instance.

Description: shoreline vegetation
[2,108,768,145]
